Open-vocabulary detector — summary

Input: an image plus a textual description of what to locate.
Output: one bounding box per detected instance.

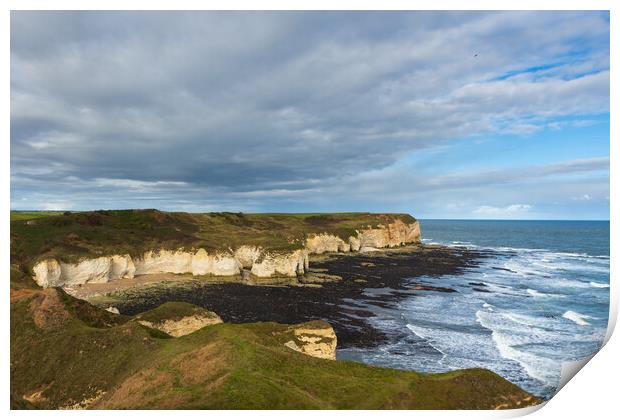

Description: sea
[337,220,610,400]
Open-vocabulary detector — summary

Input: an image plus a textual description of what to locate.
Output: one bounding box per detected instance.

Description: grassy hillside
[10,289,539,410]
[10,209,417,289]
[10,211,64,221]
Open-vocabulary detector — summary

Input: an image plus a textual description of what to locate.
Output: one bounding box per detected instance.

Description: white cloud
[93,178,188,190]
[42,201,72,211]
[472,204,532,218]
[572,194,592,201]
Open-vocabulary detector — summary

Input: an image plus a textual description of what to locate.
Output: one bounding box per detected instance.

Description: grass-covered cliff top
[11,289,539,409]
[10,209,416,287]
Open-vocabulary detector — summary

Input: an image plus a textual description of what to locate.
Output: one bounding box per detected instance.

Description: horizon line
[9,209,610,222]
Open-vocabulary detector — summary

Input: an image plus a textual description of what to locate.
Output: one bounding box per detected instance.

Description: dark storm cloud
[10,11,609,214]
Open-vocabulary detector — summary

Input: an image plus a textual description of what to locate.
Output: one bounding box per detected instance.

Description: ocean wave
[494,246,550,253]
[562,311,592,326]
[405,324,448,358]
[527,288,548,298]
[537,277,590,290]
[475,310,560,386]
[401,230,608,394]
[421,239,608,263]
[501,261,547,277]
[589,281,610,289]
[504,257,608,277]
[503,312,553,330]
[525,288,567,299]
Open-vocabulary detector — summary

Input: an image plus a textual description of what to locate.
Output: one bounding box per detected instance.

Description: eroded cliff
[26,214,420,288]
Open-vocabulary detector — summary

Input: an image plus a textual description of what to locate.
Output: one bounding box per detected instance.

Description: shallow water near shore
[337,220,610,400]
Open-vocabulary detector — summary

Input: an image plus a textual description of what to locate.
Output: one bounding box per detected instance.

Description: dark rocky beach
[97,245,496,348]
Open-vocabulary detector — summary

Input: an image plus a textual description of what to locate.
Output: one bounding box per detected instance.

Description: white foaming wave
[450,242,608,269]
[406,323,448,358]
[419,238,608,265]
[502,261,549,277]
[524,288,567,299]
[529,250,606,261]
[589,281,610,289]
[400,293,476,327]
[550,278,591,289]
[474,281,525,297]
[475,310,560,386]
[481,251,609,287]
[521,253,610,274]
[502,311,558,331]
[527,288,548,298]
[563,311,592,326]
[439,241,483,250]
[406,322,503,372]
[406,324,445,354]
[555,263,609,274]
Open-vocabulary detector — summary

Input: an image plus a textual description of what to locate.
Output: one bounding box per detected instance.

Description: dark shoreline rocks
[99,245,493,349]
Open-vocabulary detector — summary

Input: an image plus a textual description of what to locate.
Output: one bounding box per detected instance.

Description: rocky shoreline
[84,245,495,349]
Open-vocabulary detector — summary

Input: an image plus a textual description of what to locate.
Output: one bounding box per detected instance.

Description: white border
[3,1,616,419]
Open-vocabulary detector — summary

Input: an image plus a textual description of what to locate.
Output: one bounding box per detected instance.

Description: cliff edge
[10,289,540,409]
[10,210,421,288]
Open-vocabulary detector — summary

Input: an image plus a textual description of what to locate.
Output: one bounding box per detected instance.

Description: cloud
[473,204,532,217]
[572,194,592,201]
[42,201,72,211]
[9,11,610,216]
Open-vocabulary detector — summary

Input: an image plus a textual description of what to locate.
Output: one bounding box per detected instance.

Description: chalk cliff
[32,219,420,288]
[305,219,420,254]
[282,321,338,360]
[138,311,223,337]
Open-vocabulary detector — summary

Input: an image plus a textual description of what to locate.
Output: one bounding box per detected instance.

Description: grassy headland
[10,288,539,409]
[9,210,543,409]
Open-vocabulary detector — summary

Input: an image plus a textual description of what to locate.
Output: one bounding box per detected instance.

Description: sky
[10,11,610,219]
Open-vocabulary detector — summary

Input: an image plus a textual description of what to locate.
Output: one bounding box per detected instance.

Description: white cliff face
[250,250,308,278]
[138,311,223,337]
[31,220,421,288]
[234,246,262,268]
[59,257,113,285]
[134,250,193,275]
[210,254,241,276]
[110,255,135,280]
[306,220,420,253]
[348,236,361,252]
[283,321,338,360]
[305,234,348,254]
[357,219,420,249]
[33,249,245,288]
[32,259,62,288]
[191,248,213,275]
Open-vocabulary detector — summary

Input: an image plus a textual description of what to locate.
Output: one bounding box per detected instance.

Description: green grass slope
[10,211,64,221]
[10,209,417,289]
[11,289,540,410]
